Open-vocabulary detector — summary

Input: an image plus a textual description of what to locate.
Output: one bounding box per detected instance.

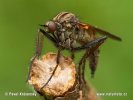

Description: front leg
[40,47,62,90]
[27,30,44,81]
[40,29,57,44]
[27,29,57,82]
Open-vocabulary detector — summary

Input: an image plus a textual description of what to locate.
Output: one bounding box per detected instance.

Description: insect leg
[71,49,75,60]
[73,36,107,51]
[40,48,62,90]
[39,29,57,43]
[75,36,107,84]
[78,51,88,85]
[79,50,89,84]
[27,30,44,82]
[78,57,83,85]
[27,29,57,82]
[88,49,100,78]
[81,58,87,83]
[87,40,103,78]
[86,37,106,78]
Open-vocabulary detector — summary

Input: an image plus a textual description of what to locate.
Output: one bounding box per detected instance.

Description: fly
[27,12,122,90]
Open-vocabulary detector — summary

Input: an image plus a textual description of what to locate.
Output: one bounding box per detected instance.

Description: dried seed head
[28,52,76,97]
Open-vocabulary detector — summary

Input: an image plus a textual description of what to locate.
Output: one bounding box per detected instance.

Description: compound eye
[48,21,57,32]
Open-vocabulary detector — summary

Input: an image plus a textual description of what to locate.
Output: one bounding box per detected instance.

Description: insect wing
[77,22,122,41]
[93,26,122,41]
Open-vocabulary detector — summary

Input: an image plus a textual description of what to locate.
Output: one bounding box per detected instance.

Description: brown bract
[28,52,76,97]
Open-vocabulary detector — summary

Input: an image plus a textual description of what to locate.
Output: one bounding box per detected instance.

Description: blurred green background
[0,0,132,100]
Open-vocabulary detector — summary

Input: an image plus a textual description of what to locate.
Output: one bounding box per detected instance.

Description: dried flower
[28,52,76,96]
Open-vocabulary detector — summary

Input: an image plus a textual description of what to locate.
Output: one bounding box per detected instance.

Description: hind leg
[73,36,107,83]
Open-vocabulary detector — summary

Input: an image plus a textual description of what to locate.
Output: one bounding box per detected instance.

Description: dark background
[0,0,132,100]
